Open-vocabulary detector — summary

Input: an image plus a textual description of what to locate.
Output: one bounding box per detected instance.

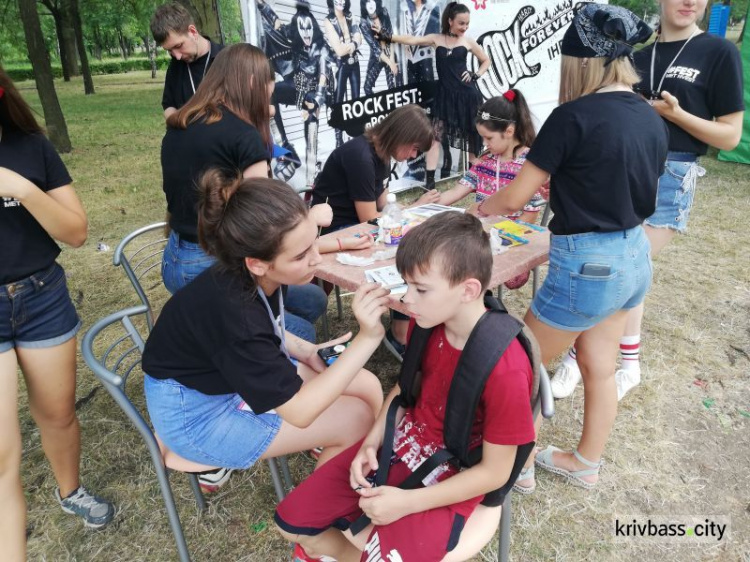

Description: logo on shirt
[664,66,701,84]
[2,196,21,208]
[364,532,403,562]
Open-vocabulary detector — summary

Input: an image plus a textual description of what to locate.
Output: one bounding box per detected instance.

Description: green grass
[14,71,750,561]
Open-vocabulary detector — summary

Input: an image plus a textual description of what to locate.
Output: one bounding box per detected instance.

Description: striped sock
[563,345,577,366]
[619,335,641,372]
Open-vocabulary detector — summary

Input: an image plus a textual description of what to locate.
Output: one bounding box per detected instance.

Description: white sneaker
[198,467,234,492]
[615,368,641,401]
[550,361,582,399]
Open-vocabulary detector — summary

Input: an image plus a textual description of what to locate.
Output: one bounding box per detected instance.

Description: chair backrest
[113,223,169,330]
[81,305,157,446]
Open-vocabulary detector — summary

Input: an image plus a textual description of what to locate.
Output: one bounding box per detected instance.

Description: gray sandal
[512,465,536,495]
[535,446,601,490]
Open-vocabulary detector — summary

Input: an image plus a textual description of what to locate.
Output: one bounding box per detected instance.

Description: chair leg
[187,473,207,512]
[267,458,287,502]
[317,278,330,341]
[335,285,343,320]
[532,266,540,297]
[279,455,294,491]
[498,492,512,562]
[152,465,192,562]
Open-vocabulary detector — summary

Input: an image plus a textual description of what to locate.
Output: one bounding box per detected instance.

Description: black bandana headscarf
[562,3,653,65]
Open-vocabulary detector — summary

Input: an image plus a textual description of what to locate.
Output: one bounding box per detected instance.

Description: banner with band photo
[242,0,605,193]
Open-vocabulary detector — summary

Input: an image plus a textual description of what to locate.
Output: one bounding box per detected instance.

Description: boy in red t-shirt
[275,213,536,562]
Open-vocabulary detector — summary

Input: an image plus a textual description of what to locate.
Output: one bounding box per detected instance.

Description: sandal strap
[573,449,601,469]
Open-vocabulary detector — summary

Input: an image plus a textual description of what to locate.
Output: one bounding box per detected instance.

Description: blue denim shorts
[644,152,704,233]
[161,231,215,295]
[530,226,652,332]
[144,374,283,469]
[0,262,82,353]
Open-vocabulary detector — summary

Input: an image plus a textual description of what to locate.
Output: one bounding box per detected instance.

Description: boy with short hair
[275,213,536,562]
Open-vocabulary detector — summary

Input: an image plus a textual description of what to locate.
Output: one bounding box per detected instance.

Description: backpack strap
[397,324,433,408]
[444,298,524,466]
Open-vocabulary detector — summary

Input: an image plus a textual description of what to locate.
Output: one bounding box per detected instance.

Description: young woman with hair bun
[142,171,386,477]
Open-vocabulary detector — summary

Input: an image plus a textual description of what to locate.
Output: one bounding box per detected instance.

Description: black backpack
[350,294,540,535]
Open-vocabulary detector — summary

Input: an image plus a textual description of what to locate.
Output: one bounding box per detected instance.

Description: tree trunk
[67,0,94,94]
[117,27,128,59]
[18,0,71,152]
[177,0,222,43]
[143,34,157,79]
[92,25,103,60]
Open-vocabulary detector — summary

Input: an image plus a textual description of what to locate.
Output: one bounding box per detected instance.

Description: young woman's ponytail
[475,89,536,156]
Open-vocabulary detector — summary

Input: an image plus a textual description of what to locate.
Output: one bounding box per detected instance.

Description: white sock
[619,335,641,372]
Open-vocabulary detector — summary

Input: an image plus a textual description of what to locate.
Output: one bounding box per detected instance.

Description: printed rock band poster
[241,0,606,193]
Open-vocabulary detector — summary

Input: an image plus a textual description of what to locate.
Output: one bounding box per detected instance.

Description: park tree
[38,0,80,81]
[67,0,95,93]
[178,0,223,43]
[18,0,71,151]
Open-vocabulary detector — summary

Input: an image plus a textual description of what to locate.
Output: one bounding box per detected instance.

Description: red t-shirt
[392,321,535,515]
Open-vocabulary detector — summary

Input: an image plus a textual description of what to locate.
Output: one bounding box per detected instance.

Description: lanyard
[650,29,698,95]
[187,43,211,95]
[257,287,290,361]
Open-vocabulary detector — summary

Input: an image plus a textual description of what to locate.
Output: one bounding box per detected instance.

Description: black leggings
[363,59,399,96]
[334,60,361,103]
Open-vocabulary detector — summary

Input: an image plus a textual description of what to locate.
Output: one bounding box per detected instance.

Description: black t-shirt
[162,40,224,111]
[142,267,302,414]
[161,108,269,237]
[634,33,744,155]
[311,135,389,231]
[527,92,669,236]
[0,130,72,284]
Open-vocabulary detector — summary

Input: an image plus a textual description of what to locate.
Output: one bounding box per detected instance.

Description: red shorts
[275,440,470,562]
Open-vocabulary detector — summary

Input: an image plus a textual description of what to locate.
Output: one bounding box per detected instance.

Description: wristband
[337,238,344,251]
[471,72,480,82]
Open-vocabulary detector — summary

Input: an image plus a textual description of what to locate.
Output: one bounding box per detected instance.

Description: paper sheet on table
[364,266,408,294]
[336,253,375,266]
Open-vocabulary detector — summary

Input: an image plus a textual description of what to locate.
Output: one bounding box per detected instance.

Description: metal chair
[82,305,293,562]
[113,222,169,330]
[496,363,555,562]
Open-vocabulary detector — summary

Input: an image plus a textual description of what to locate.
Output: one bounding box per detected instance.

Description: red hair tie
[503,89,516,102]
[0,86,5,99]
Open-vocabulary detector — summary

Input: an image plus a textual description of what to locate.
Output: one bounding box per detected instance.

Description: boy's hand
[358,486,413,525]
[351,283,390,339]
[349,443,378,490]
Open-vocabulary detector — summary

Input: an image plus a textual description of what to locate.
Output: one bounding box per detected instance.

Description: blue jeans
[531,226,652,332]
[161,231,327,342]
[0,262,81,353]
[144,375,282,469]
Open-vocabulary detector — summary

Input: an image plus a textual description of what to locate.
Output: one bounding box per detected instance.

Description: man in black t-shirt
[150,3,223,119]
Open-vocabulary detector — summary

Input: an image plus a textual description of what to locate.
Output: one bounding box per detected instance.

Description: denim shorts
[644,152,705,233]
[144,374,283,469]
[530,226,652,332]
[0,262,82,353]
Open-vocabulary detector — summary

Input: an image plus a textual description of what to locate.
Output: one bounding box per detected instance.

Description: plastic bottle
[380,193,404,246]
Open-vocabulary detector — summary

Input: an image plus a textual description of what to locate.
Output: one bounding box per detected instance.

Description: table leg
[317,278,330,341]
